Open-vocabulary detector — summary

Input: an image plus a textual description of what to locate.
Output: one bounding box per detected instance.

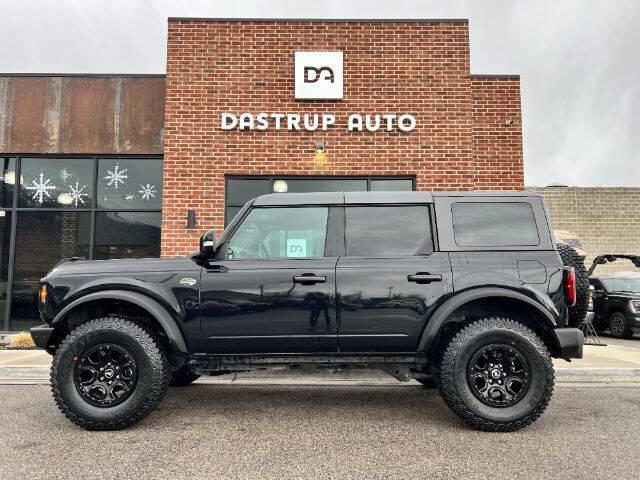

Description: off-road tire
[50,317,170,430]
[439,317,554,432]
[609,311,633,339]
[170,364,201,386]
[557,243,589,327]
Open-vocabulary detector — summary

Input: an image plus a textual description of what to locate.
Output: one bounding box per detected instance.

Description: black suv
[588,254,640,338]
[30,191,583,431]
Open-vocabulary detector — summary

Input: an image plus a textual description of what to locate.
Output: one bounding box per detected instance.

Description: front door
[336,205,453,352]
[200,205,338,354]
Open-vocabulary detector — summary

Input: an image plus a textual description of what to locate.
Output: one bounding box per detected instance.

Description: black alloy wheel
[74,344,138,407]
[438,317,554,432]
[609,312,632,339]
[51,317,170,430]
[467,344,530,407]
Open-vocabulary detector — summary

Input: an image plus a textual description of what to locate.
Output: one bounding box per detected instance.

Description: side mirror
[199,229,217,257]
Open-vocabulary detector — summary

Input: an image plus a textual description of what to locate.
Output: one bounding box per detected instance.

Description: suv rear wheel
[439,317,554,432]
[50,317,170,430]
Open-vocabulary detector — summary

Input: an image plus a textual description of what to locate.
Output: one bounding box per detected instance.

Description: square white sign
[286,238,307,258]
[295,51,343,100]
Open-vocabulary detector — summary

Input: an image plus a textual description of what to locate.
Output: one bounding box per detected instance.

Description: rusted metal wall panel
[59,77,116,153]
[0,75,165,155]
[117,77,165,154]
[0,77,61,153]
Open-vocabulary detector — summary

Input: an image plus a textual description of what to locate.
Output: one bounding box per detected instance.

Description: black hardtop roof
[252,190,542,206]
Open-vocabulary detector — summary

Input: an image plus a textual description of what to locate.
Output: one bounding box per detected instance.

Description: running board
[189,354,427,373]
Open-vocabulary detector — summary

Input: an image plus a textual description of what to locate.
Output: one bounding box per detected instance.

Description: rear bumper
[30,325,54,350]
[553,327,584,359]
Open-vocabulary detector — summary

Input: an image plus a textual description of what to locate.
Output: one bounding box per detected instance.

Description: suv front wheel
[50,317,170,430]
[439,317,554,432]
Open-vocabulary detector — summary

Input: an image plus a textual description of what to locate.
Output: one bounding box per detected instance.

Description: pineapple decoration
[313,140,327,169]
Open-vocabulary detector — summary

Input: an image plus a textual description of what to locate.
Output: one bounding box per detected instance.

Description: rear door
[336,204,453,353]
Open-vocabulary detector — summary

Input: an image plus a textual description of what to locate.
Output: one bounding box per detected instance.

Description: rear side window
[345,205,432,256]
[452,202,539,247]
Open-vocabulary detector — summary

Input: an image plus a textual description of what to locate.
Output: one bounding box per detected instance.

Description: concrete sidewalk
[1,344,640,385]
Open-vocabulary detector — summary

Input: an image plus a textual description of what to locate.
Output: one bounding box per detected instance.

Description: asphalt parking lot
[1,384,639,480]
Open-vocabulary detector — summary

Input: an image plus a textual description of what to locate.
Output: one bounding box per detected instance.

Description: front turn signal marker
[39,285,48,304]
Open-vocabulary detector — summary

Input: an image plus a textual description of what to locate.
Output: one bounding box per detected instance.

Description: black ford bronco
[30,191,583,431]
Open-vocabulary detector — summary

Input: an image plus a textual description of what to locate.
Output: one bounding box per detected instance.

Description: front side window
[345,205,432,256]
[226,207,328,259]
[452,202,540,247]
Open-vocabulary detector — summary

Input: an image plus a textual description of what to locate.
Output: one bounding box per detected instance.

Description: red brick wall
[471,76,524,190]
[163,19,523,256]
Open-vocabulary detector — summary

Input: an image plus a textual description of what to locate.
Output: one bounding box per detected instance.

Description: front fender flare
[417,287,558,353]
[52,290,188,353]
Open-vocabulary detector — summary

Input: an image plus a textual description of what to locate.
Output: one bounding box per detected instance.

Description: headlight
[630,300,640,313]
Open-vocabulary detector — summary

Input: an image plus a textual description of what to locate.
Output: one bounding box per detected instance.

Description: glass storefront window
[94,212,161,260]
[0,211,12,323]
[19,157,94,208]
[0,158,16,207]
[10,211,91,331]
[0,156,163,331]
[97,158,163,209]
[370,179,413,191]
[225,176,415,226]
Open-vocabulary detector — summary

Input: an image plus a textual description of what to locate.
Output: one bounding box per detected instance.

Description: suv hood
[46,257,199,277]
[608,291,640,299]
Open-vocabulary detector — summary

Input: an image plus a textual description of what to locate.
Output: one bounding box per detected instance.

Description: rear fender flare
[418,287,558,353]
[52,290,188,353]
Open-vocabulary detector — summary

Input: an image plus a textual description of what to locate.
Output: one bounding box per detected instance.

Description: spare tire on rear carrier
[557,243,589,327]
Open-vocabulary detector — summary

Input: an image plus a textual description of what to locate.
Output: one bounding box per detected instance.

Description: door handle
[293,274,327,285]
[206,263,229,273]
[407,273,442,284]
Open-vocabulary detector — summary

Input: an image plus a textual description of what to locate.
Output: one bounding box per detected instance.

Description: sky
[0,0,638,187]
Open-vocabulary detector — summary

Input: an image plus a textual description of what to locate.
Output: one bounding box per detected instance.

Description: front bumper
[553,327,583,360]
[30,325,54,350]
[627,314,640,333]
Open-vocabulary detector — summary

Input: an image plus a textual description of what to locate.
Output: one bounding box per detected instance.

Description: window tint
[94,212,161,260]
[226,207,328,259]
[452,202,539,247]
[345,206,431,256]
[11,211,91,331]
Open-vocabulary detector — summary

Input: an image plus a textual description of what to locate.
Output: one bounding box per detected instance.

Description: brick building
[0,18,526,331]
[162,19,523,256]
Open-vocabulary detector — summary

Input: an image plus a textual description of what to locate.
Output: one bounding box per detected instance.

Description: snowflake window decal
[25,170,57,204]
[104,163,128,190]
[67,181,89,207]
[138,183,157,201]
[59,168,73,183]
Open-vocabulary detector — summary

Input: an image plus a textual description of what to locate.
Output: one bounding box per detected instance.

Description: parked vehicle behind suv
[587,254,640,338]
[30,191,583,431]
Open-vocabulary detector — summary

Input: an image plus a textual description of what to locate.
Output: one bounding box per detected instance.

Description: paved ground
[0,384,638,480]
[3,341,640,385]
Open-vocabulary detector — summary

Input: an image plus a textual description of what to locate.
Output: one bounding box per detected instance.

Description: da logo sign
[295,51,343,100]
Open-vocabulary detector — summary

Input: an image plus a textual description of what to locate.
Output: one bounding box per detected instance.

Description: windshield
[600,278,640,293]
